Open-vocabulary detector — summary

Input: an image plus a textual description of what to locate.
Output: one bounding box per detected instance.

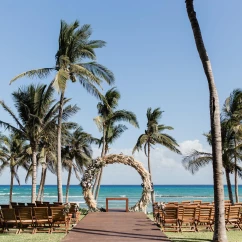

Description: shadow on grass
[169,238,212,242]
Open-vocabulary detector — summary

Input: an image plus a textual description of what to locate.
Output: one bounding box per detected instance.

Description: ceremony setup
[1,1,242,242]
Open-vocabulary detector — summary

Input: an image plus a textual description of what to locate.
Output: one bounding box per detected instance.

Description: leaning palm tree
[185,1,227,240]
[10,20,115,202]
[93,88,139,200]
[0,84,78,202]
[62,126,93,203]
[0,133,30,203]
[133,107,181,204]
[222,89,242,203]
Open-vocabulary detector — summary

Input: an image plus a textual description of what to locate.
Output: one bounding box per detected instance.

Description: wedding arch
[80,154,152,212]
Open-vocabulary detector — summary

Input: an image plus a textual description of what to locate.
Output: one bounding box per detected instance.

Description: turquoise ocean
[0,185,241,212]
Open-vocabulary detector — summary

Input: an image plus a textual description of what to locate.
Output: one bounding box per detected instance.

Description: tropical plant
[0,133,30,202]
[0,84,78,202]
[133,107,181,204]
[182,122,242,204]
[185,1,227,240]
[222,89,242,203]
[10,20,114,202]
[93,87,139,200]
[62,126,93,203]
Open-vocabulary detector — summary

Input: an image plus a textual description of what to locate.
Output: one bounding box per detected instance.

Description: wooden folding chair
[196,205,213,231]
[34,207,51,233]
[160,205,180,232]
[18,207,35,234]
[68,203,81,225]
[179,205,197,232]
[1,208,20,233]
[50,207,70,233]
[225,205,242,231]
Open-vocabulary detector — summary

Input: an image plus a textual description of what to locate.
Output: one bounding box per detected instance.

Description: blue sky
[0,0,242,185]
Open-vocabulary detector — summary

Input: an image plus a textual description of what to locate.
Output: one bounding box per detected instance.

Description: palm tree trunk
[225,168,234,205]
[65,166,72,203]
[148,142,155,204]
[9,169,14,203]
[41,167,47,202]
[234,139,239,203]
[57,91,65,203]
[185,1,227,241]
[94,126,106,201]
[31,148,37,203]
[37,166,45,201]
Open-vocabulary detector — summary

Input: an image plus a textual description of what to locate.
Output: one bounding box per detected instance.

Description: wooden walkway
[63,212,171,242]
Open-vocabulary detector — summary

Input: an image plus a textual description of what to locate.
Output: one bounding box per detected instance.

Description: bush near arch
[80,154,152,212]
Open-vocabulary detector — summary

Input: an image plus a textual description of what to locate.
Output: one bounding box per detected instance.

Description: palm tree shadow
[170,238,212,242]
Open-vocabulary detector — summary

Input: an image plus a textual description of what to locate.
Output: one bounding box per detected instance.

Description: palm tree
[133,107,180,204]
[0,133,30,203]
[62,126,93,203]
[10,20,114,202]
[93,88,139,200]
[182,123,242,204]
[0,84,78,202]
[222,89,242,203]
[185,1,227,240]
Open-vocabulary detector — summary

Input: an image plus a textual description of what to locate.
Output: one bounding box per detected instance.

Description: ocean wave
[155,195,214,198]
[119,195,126,197]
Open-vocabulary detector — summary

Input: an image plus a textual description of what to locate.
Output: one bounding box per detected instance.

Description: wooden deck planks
[63,212,171,242]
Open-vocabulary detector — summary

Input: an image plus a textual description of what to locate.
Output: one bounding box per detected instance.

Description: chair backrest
[193,200,202,204]
[227,205,241,221]
[181,201,191,204]
[18,207,33,221]
[167,202,178,205]
[163,206,179,221]
[18,203,26,207]
[181,206,197,222]
[0,204,10,209]
[35,201,42,205]
[200,202,211,206]
[43,202,50,205]
[53,202,63,205]
[50,207,66,222]
[10,202,18,207]
[34,207,49,221]
[197,205,213,222]
[1,208,17,221]
[27,203,36,207]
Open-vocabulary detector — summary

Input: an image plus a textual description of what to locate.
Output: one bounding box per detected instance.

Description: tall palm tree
[0,133,30,203]
[62,126,93,203]
[93,88,139,200]
[10,20,115,202]
[0,84,78,202]
[133,107,180,204]
[222,89,242,203]
[185,1,227,240]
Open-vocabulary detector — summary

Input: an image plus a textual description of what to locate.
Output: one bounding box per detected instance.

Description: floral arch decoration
[80,154,152,212]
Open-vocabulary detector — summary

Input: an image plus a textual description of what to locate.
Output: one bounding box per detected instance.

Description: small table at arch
[106,197,129,212]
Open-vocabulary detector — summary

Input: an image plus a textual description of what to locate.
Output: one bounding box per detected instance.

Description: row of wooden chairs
[153,202,242,232]
[0,206,70,234]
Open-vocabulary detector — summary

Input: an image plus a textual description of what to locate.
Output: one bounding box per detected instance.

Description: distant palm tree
[0,84,78,202]
[133,108,181,204]
[62,126,93,203]
[222,89,242,202]
[93,88,139,200]
[10,20,115,202]
[0,133,30,203]
[182,123,242,204]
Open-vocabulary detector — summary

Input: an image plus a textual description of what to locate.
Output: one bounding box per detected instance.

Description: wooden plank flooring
[63,212,171,242]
